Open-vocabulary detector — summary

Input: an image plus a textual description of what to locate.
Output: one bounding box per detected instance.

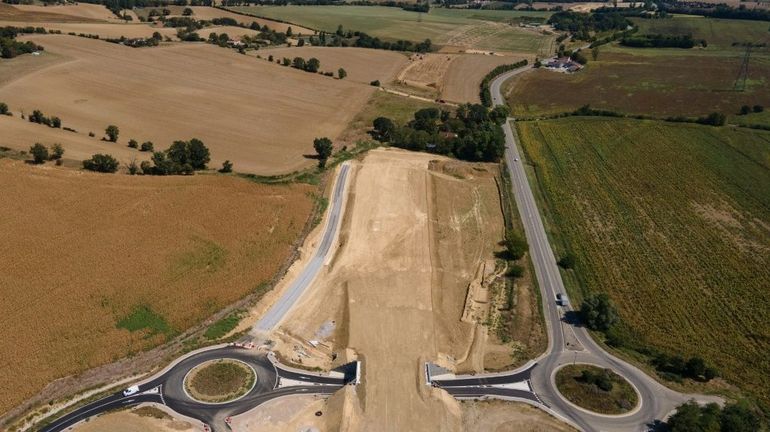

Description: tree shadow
[303,153,320,160]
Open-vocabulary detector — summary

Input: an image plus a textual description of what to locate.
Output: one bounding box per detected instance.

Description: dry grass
[255,46,408,85]
[72,410,193,432]
[11,4,121,22]
[0,19,178,39]
[1,35,374,174]
[461,400,577,431]
[555,365,638,414]
[442,53,523,103]
[0,115,150,166]
[184,6,314,34]
[0,159,313,416]
[0,2,101,23]
[185,360,255,402]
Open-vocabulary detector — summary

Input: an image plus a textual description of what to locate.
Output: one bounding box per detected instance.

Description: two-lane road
[438,66,720,431]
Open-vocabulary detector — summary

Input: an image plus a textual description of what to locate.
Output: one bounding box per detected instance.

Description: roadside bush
[128,139,138,149]
[126,159,139,175]
[696,112,726,126]
[739,105,752,115]
[372,117,396,141]
[579,292,618,331]
[505,230,528,260]
[579,368,614,392]
[753,105,764,113]
[666,401,760,432]
[140,141,154,152]
[83,154,119,173]
[507,264,524,278]
[558,254,575,269]
[105,125,119,142]
[313,137,333,168]
[370,80,381,87]
[49,143,64,161]
[219,160,233,173]
[0,102,8,115]
[51,116,61,128]
[29,143,48,164]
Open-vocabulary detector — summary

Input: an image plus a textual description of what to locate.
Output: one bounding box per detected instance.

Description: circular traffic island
[555,364,639,415]
[184,359,256,404]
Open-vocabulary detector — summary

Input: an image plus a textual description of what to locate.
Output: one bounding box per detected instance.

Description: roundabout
[183,359,257,404]
[553,363,640,416]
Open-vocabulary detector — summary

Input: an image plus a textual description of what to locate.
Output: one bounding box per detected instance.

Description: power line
[733,44,752,92]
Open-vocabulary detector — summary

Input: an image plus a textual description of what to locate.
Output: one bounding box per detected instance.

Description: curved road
[435,66,719,432]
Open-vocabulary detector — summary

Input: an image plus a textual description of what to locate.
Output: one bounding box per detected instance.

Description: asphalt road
[253,162,351,334]
[38,347,351,432]
[435,66,720,432]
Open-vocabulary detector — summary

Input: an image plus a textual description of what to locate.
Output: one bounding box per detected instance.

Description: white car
[123,385,139,397]
[514,158,519,161]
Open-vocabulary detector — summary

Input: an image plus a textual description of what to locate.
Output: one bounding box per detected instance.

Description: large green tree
[579,293,619,331]
[313,137,333,168]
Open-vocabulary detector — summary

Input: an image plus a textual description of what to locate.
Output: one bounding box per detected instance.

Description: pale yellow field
[13,3,123,22]
[256,46,408,85]
[185,6,314,34]
[1,35,374,174]
[0,2,99,22]
[394,52,524,103]
[0,115,150,165]
[442,53,522,103]
[0,20,177,39]
[195,25,261,39]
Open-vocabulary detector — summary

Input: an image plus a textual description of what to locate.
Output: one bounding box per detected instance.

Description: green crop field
[507,16,770,118]
[227,5,555,54]
[632,15,770,50]
[516,117,770,405]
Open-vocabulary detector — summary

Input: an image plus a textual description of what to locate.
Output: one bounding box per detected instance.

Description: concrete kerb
[182,359,258,405]
[266,351,345,379]
[133,343,233,388]
[445,360,538,381]
[549,362,643,419]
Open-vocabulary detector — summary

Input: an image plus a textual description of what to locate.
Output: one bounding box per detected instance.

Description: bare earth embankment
[0,159,313,416]
[269,149,556,430]
[0,35,373,174]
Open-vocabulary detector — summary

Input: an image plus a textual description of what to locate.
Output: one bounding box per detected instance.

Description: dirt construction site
[261,148,538,430]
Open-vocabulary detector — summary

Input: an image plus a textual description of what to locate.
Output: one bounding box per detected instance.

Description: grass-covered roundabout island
[184,359,257,404]
[554,364,639,415]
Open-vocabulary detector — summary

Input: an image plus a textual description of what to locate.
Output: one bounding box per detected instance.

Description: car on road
[122,385,139,397]
[514,157,519,161]
[556,293,567,306]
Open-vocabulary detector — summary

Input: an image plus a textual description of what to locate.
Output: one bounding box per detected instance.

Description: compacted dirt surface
[461,401,577,432]
[72,408,197,432]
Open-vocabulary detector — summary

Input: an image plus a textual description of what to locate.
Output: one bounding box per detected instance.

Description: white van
[123,385,139,397]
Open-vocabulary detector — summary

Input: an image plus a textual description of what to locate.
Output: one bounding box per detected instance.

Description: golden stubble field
[0,35,374,175]
[255,46,408,85]
[395,52,525,103]
[0,159,314,416]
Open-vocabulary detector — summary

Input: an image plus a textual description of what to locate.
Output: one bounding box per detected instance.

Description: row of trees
[373,104,511,163]
[547,10,631,41]
[28,109,61,129]
[479,60,529,106]
[738,104,764,115]
[621,34,704,49]
[1,26,45,58]
[29,143,64,165]
[666,401,761,432]
[138,138,210,175]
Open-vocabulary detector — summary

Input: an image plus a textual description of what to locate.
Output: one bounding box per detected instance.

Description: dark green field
[516,117,770,405]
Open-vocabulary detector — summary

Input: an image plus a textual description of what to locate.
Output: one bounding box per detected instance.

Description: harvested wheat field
[0,158,314,416]
[194,25,262,39]
[12,3,124,22]
[273,149,515,430]
[442,54,522,103]
[0,20,177,39]
[0,115,150,165]
[0,2,100,22]
[1,35,373,174]
[256,46,408,85]
[394,52,525,103]
[184,6,313,34]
